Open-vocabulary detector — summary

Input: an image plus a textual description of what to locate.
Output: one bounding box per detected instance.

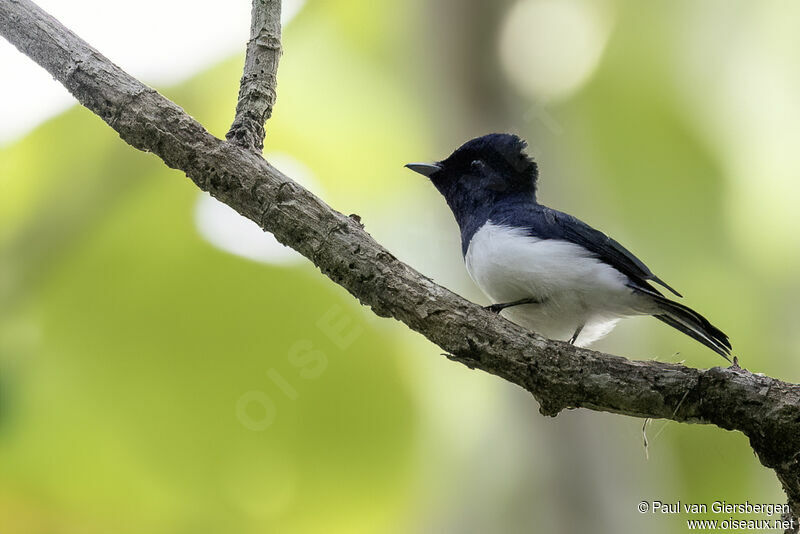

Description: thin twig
[650,387,692,444]
[226,0,282,151]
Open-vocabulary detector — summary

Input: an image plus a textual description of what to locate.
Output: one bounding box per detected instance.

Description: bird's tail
[650,294,732,361]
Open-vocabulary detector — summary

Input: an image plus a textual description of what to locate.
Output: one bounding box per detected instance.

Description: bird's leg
[484,297,544,314]
[568,324,585,345]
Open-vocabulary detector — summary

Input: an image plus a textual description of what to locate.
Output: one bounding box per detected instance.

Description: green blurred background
[2,0,800,532]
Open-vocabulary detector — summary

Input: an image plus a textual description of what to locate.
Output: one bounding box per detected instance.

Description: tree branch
[2,0,799,528]
[226,0,282,150]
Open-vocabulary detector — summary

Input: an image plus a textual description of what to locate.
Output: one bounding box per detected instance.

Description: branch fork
[226,0,282,151]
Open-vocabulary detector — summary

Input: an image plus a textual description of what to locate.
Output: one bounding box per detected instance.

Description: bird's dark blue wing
[518,205,682,297]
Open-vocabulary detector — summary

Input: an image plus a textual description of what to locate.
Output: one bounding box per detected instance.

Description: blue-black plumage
[406,133,731,359]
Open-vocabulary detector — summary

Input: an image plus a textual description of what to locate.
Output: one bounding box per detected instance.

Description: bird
[406,133,731,360]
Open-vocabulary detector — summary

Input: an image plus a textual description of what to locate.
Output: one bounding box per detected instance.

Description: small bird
[406,133,731,359]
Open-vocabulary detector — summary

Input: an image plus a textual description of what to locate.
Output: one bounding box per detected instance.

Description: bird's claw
[483,297,544,314]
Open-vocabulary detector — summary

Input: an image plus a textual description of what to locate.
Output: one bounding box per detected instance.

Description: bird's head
[406,134,538,216]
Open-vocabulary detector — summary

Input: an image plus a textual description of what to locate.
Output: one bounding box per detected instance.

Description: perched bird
[406,133,731,359]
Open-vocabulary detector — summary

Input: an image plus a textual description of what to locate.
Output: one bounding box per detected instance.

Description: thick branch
[226,0,281,151]
[2,0,799,527]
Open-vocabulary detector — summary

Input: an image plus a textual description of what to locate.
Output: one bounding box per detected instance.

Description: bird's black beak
[405,162,441,177]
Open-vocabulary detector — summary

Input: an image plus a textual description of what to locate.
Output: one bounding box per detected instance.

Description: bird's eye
[470,159,485,172]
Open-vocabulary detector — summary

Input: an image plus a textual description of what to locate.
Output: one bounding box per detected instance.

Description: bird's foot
[568,324,585,345]
[484,297,544,314]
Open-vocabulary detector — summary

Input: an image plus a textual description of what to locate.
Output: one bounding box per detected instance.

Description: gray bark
[227,0,281,151]
[1,0,798,529]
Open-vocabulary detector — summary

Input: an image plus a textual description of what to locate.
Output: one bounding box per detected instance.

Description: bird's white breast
[464,221,642,345]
